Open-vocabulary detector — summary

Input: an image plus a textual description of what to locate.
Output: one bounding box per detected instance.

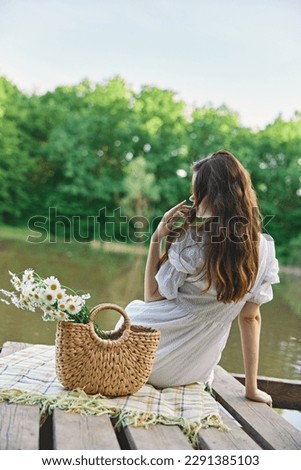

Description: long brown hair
[161,150,262,303]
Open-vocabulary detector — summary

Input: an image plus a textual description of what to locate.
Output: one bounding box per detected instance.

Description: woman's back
[122,227,279,388]
[156,227,279,314]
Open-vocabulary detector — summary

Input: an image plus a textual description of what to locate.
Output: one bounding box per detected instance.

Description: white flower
[44,276,61,292]
[21,285,34,301]
[42,305,55,314]
[11,294,21,308]
[56,288,66,302]
[2,269,100,331]
[81,293,91,300]
[27,303,36,312]
[41,305,57,321]
[9,272,22,291]
[22,269,35,285]
[41,306,70,322]
[19,293,30,309]
[65,295,83,315]
[52,310,69,321]
[30,287,43,305]
[42,312,56,322]
[0,289,22,309]
[0,288,14,298]
[42,288,57,305]
[19,286,38,312]
[57,300,67,311]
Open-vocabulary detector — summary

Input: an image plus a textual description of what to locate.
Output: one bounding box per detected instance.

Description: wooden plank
[0,341,41,450]
[0,402,40,450]
[198,409,261,450]
[122,423,194,450]
[2,343,299,451]
[53,409,121,450]
[232,374,301,410]
[0,342,121,450]
[213,366,301,450]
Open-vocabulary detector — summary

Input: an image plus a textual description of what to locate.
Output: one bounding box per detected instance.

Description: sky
[0,0,300,129]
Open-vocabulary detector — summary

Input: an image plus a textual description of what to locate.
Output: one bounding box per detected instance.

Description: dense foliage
[0,76,300,264]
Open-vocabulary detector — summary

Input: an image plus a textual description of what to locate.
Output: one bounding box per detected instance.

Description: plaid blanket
[0,344,226,447]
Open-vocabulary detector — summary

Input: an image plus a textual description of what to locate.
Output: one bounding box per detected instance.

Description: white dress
[117,230,280,388]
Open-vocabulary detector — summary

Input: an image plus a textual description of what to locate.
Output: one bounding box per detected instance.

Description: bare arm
[144,233,165,302]
[144,200,190,303]
[238,301,272,406]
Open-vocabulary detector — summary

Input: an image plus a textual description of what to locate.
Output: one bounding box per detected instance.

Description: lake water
[0,237,300,431]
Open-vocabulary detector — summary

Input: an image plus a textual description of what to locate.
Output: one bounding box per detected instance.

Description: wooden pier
[0,341,301,450]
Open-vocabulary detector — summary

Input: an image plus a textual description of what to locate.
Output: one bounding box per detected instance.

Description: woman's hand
[153,200,191,241]
[145,200,189,302]
[246,388,273,407]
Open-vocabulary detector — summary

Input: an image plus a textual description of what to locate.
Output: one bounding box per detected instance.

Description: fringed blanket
[0,344,227,448]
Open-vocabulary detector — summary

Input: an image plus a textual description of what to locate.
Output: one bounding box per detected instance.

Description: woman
[119,150,279,405]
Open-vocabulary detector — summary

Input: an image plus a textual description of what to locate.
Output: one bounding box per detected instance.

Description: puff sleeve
[247,234,280,305]
[155,231,203,300]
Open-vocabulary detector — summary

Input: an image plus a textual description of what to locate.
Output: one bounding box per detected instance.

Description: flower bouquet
[0,268,108,339]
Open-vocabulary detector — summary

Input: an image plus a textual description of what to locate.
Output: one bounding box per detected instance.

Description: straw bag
[55,303,161,396]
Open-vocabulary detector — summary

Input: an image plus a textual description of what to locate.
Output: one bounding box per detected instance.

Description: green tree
[254,115,301,258]
[187,105,243,160]
[36,77,137,239]
[132,86,191,214]
[0,77,33,222]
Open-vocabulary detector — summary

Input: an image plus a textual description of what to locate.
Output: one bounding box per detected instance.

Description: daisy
[65,295,83,315]
[56,288,66,302]
[57,300,68,312]
[9,272,22,291]
[41,305,58,321]
[22,285,34,301]
[27,303,36,313]
[0,288,14,298]
[22,269,35,285]
[42,288,57,305]
[53,311,69,321]
[11,294,21,308]
[31,287,42,304]
[42,311,55,322]
[19,293,30,309]
[21,287,38,311]
[44,276,61,292]
[42,305,55,315]
[81,293,91,300]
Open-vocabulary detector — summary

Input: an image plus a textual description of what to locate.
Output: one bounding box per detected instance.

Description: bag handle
[89,303,131,331]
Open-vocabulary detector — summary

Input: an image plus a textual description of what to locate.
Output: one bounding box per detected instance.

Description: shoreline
[1,225,301,274]
[279,265,301,276]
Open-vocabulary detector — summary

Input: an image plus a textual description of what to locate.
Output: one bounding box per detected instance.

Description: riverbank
[0,224,300,273]
[0,224,147,254]
[279,265,301,276]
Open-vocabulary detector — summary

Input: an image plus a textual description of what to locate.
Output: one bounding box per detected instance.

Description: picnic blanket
[0,344,227,448]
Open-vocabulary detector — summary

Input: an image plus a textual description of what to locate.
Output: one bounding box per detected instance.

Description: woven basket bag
[55,303,161,396]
